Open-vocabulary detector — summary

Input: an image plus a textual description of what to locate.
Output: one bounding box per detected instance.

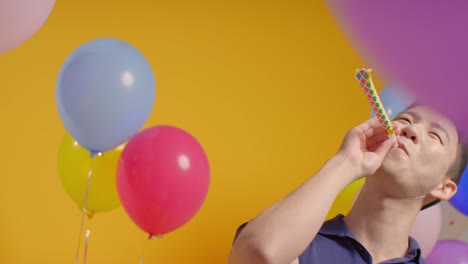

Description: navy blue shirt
[233,214,425,264]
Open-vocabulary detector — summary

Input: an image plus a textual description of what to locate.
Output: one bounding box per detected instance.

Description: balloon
[58,133,124,214]
[426,240,468,264]
[117,126,210,236]
[409,204,442,258]
[0,0,55,54]
[440,201,468,241]
[56,38,156,153]
[370,85,414,120]
[449,166,468,216]
[326,1,468,134]
[326,178,364,220]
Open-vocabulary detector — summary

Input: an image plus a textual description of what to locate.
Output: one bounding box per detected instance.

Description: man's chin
[377,158,407,178]
[381,149,408,168]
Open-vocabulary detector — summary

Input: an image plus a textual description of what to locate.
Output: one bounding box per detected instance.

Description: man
[228,105,467,264]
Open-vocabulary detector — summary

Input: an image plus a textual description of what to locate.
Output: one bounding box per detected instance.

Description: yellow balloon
[58,133,125,214]
[326,178,364,220]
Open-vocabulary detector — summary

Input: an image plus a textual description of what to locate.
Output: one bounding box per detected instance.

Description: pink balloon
[440,201,468,241]
[410,204,442,258]
[117,126,210,236]
[0,0,55,54]
[326,0,468,133]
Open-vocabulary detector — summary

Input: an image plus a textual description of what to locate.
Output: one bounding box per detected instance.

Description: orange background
[0,1,377,263]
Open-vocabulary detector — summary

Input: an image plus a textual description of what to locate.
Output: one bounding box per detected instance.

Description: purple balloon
[426,240,468,264]
[326,0,468,133]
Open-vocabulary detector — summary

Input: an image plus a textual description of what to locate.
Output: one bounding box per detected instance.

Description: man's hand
[337,117,400,180]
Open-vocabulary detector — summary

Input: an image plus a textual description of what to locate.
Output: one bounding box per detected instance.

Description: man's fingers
[374,138,397,159]
[366,133,390,149]
[355,117,381,132]
[364,126,388,139]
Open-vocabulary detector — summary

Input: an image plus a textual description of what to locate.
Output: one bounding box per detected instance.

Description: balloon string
[139,234,163,263]
[83,229,91,264]
[74,159,95,264]
[139,235,151,264]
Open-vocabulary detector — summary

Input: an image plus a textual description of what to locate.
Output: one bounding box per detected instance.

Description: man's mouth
[397,142,409,155]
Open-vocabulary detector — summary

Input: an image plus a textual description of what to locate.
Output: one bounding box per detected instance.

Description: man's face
[370,105,459,198]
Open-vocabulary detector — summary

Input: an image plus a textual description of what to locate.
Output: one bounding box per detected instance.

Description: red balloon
[117,126,210,236]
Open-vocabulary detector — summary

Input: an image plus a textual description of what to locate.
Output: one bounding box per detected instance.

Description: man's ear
[429,179,458,201]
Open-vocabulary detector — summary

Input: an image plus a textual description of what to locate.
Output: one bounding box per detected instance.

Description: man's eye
[429,132,442,143]
[398,117,411,124]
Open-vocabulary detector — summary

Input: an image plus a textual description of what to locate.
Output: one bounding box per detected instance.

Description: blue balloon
[449,166,468,216]
[370,84,414,120]
[56,38,156,152]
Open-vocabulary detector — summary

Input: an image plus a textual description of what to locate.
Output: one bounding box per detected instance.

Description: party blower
[355,68,397,144]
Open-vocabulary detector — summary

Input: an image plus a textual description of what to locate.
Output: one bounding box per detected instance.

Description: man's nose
[401,126,418,143]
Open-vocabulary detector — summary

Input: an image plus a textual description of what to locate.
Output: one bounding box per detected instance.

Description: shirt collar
[318,214,356,238]
[319,214,423,262]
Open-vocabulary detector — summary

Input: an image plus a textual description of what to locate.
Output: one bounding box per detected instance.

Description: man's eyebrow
[394,111,420,120]
[404,111,422,120]
[432,122,451,143]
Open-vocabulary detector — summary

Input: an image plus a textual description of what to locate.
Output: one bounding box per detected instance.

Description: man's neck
[343,183,422,263]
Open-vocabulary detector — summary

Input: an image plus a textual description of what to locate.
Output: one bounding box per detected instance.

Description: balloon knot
[86,211,95,220]
[89,151,103,158]
[148,234,163,240]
